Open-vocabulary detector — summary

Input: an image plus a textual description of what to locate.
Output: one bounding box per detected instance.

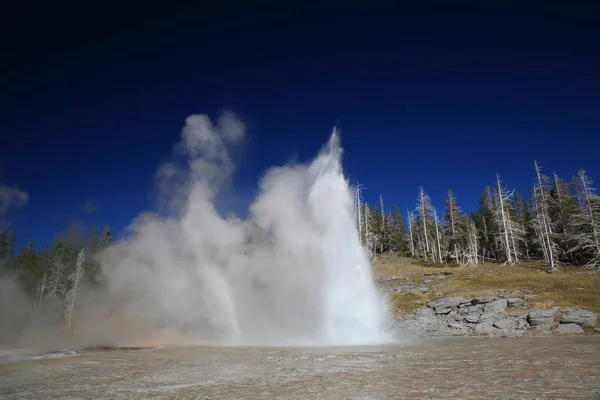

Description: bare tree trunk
[496,175,513,264]
[434,208,443,263]
[37,272,46,310]
[535,161,556,271]
[65,249,86,329]
[408,210,415,258]
[579,170,600,249]
[355,184,363,246]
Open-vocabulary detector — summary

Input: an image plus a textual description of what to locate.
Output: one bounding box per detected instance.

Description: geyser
[99,112,390,346]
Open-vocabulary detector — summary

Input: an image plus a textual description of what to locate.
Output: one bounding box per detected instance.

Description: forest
[355,162,600,272]
[0,161,599,331]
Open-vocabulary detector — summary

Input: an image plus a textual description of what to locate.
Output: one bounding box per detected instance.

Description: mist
[1,112,391,348]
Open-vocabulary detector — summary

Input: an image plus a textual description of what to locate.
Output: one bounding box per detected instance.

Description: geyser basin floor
[2,337,599,399]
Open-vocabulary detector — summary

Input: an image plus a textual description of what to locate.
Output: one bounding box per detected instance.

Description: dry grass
[373,255,600,321]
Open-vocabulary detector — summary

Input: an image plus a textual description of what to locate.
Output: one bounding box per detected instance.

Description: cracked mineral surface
[1,336,599,399]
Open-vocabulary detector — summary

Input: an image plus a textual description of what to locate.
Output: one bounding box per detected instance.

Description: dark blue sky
[1,1,599,250]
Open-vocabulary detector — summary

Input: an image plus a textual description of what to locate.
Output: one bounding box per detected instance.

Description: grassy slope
[372,254,600,324]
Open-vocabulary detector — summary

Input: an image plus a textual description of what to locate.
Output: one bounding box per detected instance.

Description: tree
[100,225,112,248]
[44,234,69,319]
[16,239,40,295]
[494,175,524,264]
[390,206,409,255]
[64,248,86,328]
[572,169,600,269]
[444,190,467,264]
[414,186,436,261]
[533,161,559,271]
[36,246,51,308]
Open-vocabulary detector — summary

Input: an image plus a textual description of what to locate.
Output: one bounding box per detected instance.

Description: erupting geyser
[99,112,391,346]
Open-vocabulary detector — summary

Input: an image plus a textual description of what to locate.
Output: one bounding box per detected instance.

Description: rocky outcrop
[389,295,597,337]
[555,323,584,334]
[527,309,559,327]
[560,310,597,327]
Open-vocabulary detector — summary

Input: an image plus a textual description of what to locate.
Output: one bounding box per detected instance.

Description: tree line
[0,226,113,327]
[354,162,600,271]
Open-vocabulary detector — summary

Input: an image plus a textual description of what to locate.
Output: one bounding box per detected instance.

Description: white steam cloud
[98,112,390,346]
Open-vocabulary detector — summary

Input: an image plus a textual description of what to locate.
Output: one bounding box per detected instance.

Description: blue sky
[1,2,599,251]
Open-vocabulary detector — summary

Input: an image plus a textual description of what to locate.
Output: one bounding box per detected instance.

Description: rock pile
[389,295,597,337]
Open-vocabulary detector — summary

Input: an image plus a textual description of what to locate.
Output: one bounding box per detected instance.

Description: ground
[373,254,600,322]
[1,337,599,399]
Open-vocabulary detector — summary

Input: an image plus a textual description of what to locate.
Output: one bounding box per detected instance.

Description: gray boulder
[527,309,559,326]
[427,297,465,314]
[560,310,597,327]
[447,322,467,332]
[555,323,584,335]
[464,314,479,324]
[516,319,529,330]
[484,299,508,313]
[493,318,517,330]
[479,312,502,324]
[458,304,484,315]
[474,321,497,335]
[507,298,527,309]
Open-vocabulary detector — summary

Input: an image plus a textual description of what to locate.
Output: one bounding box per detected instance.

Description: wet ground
[1,336,599,399]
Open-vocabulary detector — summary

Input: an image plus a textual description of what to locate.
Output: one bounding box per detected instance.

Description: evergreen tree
[16,239,40,295]
[100,225,112,248]
[443,190,467,264]
[0,232,8,266]
[391,206,409,255]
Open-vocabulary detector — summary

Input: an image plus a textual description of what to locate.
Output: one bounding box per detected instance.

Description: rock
[555,323,584,334]
[474,321,497,335]
[507,298,527,309]
[464,314,479,324]
[427,297,465,314]
[458,299,473,308]
[534,324,553,331]
[523,294,537,301]
[458,304,484,315]
[516,319,529,330]
[484,299,508,313]
[537,329,552,336]
[415,285,429,293]
[472,296,495,305]
[377,275,409,282]
[594,328,600,334]
[527,309,559,326]
[560,310,597,327]
[493,318,517,330]
[447,322,466,331]
[574,287,584,291]
[479,312,502,324]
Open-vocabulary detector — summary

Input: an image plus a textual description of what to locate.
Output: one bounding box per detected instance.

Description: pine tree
[443,190,467,264]
[391,206,409,255]
[514,191,537,260]
[475,186,499,262]
[100,225,112,248]
[414,186,436,261]
[0,232,8,266]
[16,239,40,295]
